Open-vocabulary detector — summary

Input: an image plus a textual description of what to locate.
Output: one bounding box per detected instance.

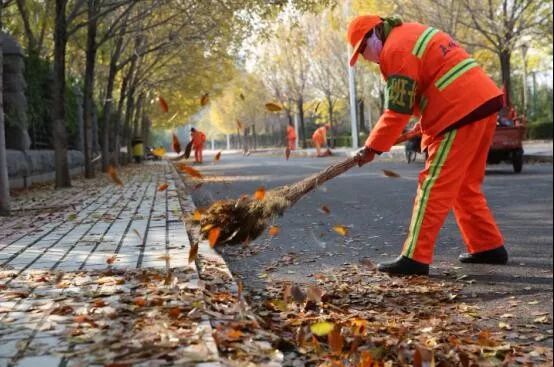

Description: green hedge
[526,121,553,140]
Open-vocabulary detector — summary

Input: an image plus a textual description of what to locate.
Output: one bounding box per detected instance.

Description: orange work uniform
[365,22,504,264]
[312,126,327,146]
[287,126,297,150]
[191,130,206,163]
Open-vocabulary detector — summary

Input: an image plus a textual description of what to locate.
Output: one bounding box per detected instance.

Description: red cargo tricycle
[487,107,526,173]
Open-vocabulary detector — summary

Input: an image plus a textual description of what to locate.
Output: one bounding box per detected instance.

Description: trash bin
[132,137,144,163]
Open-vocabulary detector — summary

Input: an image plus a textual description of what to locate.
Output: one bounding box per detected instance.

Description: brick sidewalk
[0,162,221,367]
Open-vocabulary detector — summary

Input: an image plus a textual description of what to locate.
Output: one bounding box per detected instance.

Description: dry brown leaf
[200,93,209,106]
[290,285,306,303]
[328,325,344,355]
[226,329,244,341]
[268,226,280,236]
[188,242,199,264]
[177,164,203,179]
[106,255,116,265]
[133,297,146,307]
[413,345,435,367]
[172,133,181,154]
[208,227,221,247]
[306,285,324,303]
[107,165,123,186]
[92,299,106,308]
[239,93,245,100]
[214,151,222,162]
[382,169,401,178]
[132,228,142,241]
[333,225,349,236]
[319,205,331,214]
[254,186,266,201]
[158,96,169,113]
[168,307,181,318]
[359,351,373,367]
[265,102,283,112]
[158,183,169,192]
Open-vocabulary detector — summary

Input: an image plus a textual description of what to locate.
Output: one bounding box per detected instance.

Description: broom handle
[282,129,421,205]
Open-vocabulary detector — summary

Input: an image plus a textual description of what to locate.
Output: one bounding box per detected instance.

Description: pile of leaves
[244,263,553,366]
[0,267,218,366]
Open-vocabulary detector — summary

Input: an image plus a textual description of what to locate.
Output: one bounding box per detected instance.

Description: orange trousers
[193,145,203,163]
[402,114,504,264]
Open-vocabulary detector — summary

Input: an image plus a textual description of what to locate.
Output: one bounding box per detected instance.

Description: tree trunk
[124,90,136,163]
[114,65,133,166]
[102,29,123,172]
[0,9,12,215]
[297,97,306,149]
[133,93,144,138]
[82,0,98,178]
[499,49,512,107]
[52,0,71,188]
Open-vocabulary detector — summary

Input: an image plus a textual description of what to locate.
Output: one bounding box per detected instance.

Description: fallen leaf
[534,315,550,324]
[200,93,209,106]
[158,183,169,192]
[133,297,146,307]
[188,242,198,264]
[132,228,142,241]
[107,165,123,186]
[254,186,266,200]
[177,164,203,179]
[158,96,169,113]
[106,255,116,265]
[290,285,306,303]
[208,227,221,247]
[192,210,203,221]
[226,329,244,341]
[92,299,106,308]
[319,205,331,214]
[268,226,280,236]
[157,254,171,261]
[168,307,181,318]
[359,350,373,367]
[382,169,401,178]
[413,345,435,367]
[306,285,324,303]
[333,225,349,236]
[172,133,181,154]
[152,147,166,158]
[239,93,245,100]
[214,151,222,162]
[310,321,335,336]
[499,321,512,330]
[328,325,344,355]
[265,102,283,112]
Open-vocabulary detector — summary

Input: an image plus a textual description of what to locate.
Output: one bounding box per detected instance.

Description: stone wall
[7,150,84,189]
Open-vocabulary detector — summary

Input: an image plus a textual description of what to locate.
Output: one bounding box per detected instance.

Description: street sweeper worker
[312,124,331,157]
[190,127,206,164]
[348,15,508,275]
[287,121,297,150]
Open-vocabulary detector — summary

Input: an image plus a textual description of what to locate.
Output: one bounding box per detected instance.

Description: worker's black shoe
[459,246,508,264]
[377,256,429,276]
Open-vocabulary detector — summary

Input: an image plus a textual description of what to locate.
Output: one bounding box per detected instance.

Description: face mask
[366,32,383,64]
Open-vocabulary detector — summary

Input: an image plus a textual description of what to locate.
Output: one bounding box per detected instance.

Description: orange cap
[347,15,383,66]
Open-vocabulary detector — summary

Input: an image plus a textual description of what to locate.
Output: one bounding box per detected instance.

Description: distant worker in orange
[190,127,206,164]
[312,124,331,157]
[348,15,508,275]
[286,122,297,150]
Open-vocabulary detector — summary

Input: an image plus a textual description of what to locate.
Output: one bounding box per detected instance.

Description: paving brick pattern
[0,162,220,367]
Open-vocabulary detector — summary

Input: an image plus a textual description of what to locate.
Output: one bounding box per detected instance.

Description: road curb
[170,162,284,366]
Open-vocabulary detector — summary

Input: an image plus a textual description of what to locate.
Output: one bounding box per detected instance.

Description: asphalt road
[191,151,553,332]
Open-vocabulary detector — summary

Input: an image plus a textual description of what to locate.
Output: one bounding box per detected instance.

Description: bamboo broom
[198,128,422,246]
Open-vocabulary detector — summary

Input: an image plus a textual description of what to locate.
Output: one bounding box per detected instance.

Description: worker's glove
[355,146,376,167]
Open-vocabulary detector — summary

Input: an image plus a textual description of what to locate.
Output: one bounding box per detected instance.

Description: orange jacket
[365,23,502,152]
[191,131,206,148]
[287,126,296,140]
[312,126,327,145]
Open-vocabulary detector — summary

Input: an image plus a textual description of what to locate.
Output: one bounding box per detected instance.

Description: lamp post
[344,0,359,148]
